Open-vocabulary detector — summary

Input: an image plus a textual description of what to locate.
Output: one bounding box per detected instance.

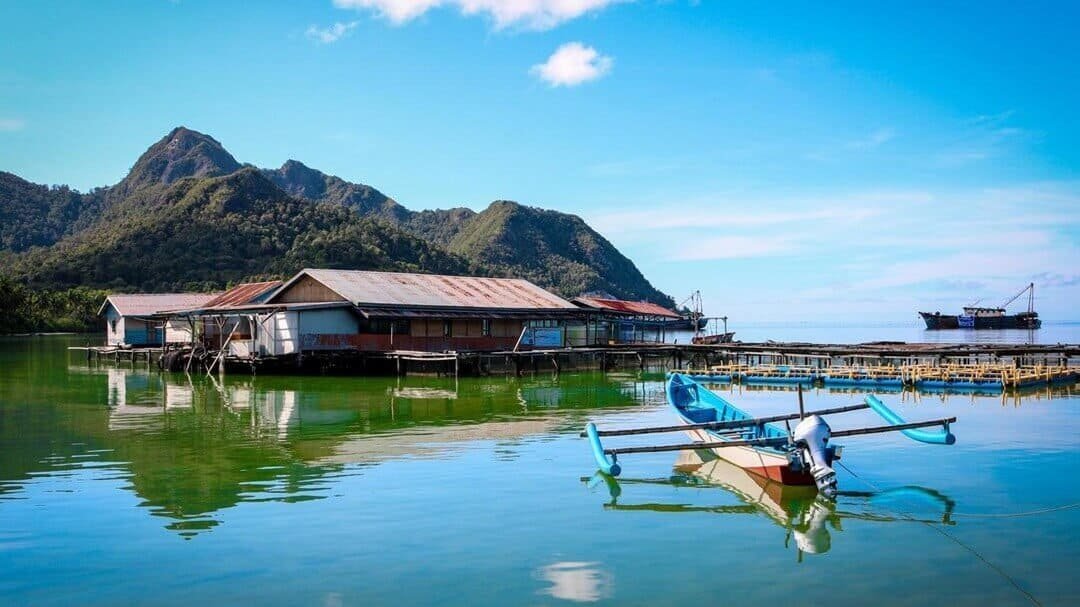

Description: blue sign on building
[521,327,565,348]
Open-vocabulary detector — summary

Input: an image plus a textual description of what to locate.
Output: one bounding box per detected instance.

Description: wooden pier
[69,346,164,368]
[69,341,1080,388]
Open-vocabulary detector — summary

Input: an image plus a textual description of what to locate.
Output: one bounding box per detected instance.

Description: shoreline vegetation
[0,275,108,334]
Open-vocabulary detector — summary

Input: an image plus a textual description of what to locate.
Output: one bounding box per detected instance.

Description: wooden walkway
[69,340,1080,380]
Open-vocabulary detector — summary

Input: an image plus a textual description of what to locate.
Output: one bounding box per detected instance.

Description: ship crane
[677,291,705,338]
[999,282,1036,313]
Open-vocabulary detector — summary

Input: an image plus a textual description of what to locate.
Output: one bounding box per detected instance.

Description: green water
[1,335,1078,606]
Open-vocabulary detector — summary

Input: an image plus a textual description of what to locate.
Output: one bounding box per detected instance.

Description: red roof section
[572,296,681,318]
[203,281,283,308]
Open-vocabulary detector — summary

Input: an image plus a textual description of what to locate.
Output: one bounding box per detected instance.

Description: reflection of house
[98,293,220,346]
[106,368,166,431]
[314,418,561,466]
[180,269,610,356]
[571,296,682,344]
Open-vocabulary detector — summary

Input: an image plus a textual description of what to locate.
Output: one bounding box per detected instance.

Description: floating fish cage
[674,361,1077,393]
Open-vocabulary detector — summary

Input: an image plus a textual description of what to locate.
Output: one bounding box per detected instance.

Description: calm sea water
[674,320,1080,345]
[1,335,1077,606]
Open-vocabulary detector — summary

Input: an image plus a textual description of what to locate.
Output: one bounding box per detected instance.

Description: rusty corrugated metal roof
[99,293,221,317]
[203,281,283,308]
[572,296,681,318]
[279,269,578,310]
[358,307,585,319]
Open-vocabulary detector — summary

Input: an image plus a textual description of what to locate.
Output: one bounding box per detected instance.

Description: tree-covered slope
[0,171,105,252]
[262,160,408,223]
[2,126,672,307]
[11,169,471,291]
[443,201,674,306]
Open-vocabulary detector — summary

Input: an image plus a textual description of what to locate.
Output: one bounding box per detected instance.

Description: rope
[836,461,1043,607]
[948,503,1080,518]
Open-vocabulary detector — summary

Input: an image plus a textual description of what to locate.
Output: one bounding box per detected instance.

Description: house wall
[105,309,162,347]
[300,308,359,335]
[299,308,361,349]
[295,315,535,352]
[165,319,197,344]
[406,318,523,339]
[274,275,346,304]
[274,311,299,355]
[104,306,124,346]
[252,310,363,356]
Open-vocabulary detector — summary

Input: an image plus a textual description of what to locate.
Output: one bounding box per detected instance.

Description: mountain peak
[272,159,327,197]
[118,126,241,192]
[261,161,405,221]
[280,159,311,171]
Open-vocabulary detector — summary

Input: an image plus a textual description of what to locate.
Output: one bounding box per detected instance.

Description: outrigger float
[584,373,956,498]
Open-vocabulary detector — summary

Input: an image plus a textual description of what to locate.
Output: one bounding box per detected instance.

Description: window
[443,320,452,337]
[481,319,491,337]
[110,319,118,332]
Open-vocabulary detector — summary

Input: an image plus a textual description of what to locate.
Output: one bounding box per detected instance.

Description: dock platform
[69,340,1079,389]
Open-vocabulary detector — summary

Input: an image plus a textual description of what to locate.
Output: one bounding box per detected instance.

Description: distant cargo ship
[919,283,1042,330]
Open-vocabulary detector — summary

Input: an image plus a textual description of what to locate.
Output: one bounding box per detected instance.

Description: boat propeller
[792,415,838,499]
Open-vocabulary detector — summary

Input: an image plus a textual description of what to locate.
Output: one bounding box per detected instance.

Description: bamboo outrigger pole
[580,402,871,438]
[603,417,957,456]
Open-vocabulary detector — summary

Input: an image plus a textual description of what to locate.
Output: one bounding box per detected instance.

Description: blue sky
[1,1,1077,321]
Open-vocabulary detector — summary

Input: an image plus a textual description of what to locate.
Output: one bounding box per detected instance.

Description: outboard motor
[792,415,838,498]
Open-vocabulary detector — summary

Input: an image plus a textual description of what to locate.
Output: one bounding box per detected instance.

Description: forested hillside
[0,126,673,331]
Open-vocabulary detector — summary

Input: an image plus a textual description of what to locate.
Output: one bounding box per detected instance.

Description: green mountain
[2,127,672,308]
[261,160,408,223]
[406,201,670,304]
[0,171,105,252]
[117,127,241,194]
[12,169,470,292]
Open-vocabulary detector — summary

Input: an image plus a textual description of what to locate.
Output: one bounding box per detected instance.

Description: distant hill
[0,171,105,252]
[261,159,409,223]
[405,201,669,304]
[1,127,672,307]
[12,169,471,291]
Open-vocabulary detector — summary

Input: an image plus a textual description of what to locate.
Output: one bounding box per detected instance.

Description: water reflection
[3,363,657,538]
[587,449,956,559]
[536,561,613,602]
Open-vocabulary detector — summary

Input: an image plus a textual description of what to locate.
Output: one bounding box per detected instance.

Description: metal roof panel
[572,296,681,318]
[203,281,283,308]
[101,293,221,317]
[292,269,578,310]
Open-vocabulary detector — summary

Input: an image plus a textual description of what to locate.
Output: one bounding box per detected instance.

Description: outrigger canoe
[584,373,955,498]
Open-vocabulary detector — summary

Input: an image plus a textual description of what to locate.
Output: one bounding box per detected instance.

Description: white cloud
[846,127,895,149]
[586,192,914,238]
[333,0,622,30]
[334,0,441,24]
[584,183,1080,296]
[531,42,612,87]
[0,118,25,132]
[306,21,361,43]
[932,110,1033,167]
[671,235,799,260]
